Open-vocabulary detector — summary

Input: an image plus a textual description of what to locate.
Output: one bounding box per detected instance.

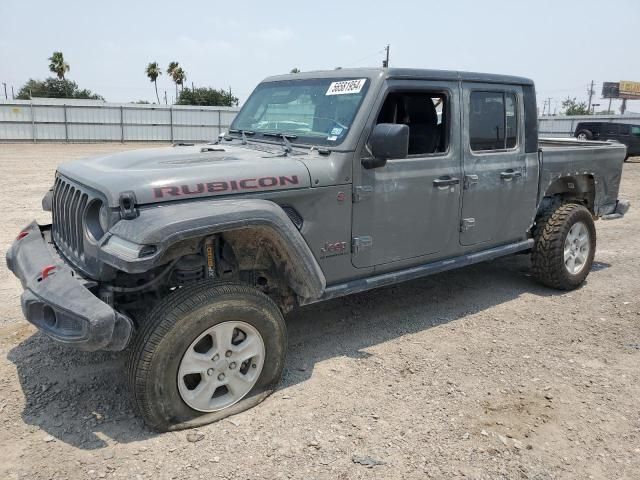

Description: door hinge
[463,174,479,190]
[352,236,373,253]
[353,185,373,203]
[460,218,476,232]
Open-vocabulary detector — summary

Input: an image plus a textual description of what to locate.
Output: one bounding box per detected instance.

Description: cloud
[338,34,356,43]
[250,27,294,44]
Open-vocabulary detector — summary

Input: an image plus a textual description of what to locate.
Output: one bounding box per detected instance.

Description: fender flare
[98,199,326,300]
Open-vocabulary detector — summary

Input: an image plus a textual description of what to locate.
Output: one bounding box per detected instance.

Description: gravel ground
[0,144,638,480]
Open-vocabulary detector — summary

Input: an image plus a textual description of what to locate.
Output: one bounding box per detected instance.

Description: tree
[16,78,103,100]
[561,97,590,116]
[145,62,162,104]
[172,66,186,93]
[48,51,70,80]
[167,61,179,99]
[177,87,239,106]
[290,68,301,73]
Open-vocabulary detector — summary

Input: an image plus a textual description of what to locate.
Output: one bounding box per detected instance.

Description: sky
[2,0,639,113]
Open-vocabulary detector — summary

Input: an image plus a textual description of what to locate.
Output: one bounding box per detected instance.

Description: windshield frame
[229,77,372,148]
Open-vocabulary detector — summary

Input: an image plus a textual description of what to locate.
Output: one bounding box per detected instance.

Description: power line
[345,48,387,67]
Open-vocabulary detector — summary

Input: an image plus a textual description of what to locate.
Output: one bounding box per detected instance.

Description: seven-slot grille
[51,176,91,259]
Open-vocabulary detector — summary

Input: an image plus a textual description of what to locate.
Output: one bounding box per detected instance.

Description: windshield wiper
[261,132,298,154]
[228,129,255,135]
[226,129,255,144]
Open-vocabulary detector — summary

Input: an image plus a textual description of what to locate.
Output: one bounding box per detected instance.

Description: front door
[459,84,536,246]
[351,80,462,268]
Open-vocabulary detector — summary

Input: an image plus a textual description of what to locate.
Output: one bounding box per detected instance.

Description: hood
[57,143,313,207]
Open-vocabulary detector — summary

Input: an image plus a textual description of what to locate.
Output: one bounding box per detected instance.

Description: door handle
[500,170,522,180]
[433,177,460,187]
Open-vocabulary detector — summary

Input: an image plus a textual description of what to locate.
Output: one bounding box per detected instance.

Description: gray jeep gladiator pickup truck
[7,68,629,431]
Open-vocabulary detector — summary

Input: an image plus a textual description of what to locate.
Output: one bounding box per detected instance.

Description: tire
[576,130,592,141]
[128,282,287,432]
[531,203,596,290]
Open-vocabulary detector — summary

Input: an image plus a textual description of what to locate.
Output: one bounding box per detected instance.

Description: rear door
[351,80,462,268]
[459,84,537,246]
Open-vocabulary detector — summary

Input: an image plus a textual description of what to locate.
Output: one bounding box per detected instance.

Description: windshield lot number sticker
[326,79,367,95]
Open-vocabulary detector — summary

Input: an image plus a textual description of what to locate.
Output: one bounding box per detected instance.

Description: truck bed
[538,137,627,216]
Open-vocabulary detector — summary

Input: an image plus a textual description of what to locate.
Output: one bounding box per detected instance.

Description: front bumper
[6,221,133,351]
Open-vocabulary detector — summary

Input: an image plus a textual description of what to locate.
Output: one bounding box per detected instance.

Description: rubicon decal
[153,175,300,198]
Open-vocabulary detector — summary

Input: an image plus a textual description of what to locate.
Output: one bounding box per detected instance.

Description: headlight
[84,200,107,243]
[99,204,110,232]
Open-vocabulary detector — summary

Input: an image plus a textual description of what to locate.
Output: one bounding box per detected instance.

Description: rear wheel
[128,282,287,431]
[531,203,596,290]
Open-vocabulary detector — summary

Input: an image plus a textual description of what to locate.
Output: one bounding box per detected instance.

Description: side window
[604,124,619,136]
[505,94,517,148]
[469,91,518,151]
[632,126,640,137]
[376,91,448,155]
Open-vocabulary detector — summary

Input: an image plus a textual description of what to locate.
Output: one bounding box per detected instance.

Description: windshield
[230,78,370,147]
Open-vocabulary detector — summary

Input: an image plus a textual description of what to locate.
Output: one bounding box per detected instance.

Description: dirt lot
[0,144,639,480]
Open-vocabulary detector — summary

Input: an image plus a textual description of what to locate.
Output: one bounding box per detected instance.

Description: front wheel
[128,282,287,431]
[531,203,596,290]
[576,130,593,141]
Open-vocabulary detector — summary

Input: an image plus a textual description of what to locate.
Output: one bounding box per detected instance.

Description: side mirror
[363,123,409,169]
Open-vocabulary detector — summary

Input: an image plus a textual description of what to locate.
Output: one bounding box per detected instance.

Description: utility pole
[2,83,7,100]
[164,91,167,105]
[621,98,627,115]
[11,86,14,99]
[382,44,390,68]
[587,80,595,113]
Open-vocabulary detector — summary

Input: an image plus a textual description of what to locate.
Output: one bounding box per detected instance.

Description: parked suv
[574,121,640,160]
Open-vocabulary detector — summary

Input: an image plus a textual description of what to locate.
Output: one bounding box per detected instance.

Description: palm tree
[172,67,186,96]
[167,61,179,99]
[48,51,70,80]
[145,62,162,104]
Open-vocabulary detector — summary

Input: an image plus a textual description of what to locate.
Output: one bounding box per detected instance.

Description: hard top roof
[263,67,534,86]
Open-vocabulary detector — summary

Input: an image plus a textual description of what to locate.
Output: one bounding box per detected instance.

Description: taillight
[16,231,29,240]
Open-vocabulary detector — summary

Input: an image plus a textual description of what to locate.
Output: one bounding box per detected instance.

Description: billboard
[619,81,640,99]
[602,82,620,99]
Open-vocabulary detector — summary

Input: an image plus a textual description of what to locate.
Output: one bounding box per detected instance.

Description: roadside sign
[619,81,640,99]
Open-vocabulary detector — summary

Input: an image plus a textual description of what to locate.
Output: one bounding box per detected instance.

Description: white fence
[2,100,638,143]
[538,114,640,137]
[0,100,240,143]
